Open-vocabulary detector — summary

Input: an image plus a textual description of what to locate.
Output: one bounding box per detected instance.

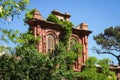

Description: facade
[110,65,120,80]
[26,10,120,80]
[26,10,92,71]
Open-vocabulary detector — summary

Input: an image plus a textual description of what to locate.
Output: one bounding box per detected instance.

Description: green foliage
[47,14,78,73]
[0,10,81,80]
[47,14,60,24]
[94,26,120,49]
[80,57,117,80]
[47,14,82,75]
[93,26,120,65]
[0,47,48,80]
[0,31,80,80]
[60,21,73,46]
[0,28,19,43]
[0,45,11,57]
[0,0,29,21]
[17,31,40,45]
[1,8,116,80]
[47,14,73,46]
[24,8,37,21]
[0,0,30,51]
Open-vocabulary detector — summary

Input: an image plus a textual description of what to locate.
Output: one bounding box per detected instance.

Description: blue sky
[1,0,120,64]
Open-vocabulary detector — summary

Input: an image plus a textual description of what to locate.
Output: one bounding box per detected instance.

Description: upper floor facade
[26,9,92,71]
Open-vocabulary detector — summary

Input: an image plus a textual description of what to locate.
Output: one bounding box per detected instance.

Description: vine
[47,14,73,46]
[24,8,37,21]
[47,14,81,68]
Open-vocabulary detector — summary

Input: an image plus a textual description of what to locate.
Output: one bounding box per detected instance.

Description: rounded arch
[46,31,57,37]
[70,34,79,43]
[46,31,57,53]
[69,34,80,49]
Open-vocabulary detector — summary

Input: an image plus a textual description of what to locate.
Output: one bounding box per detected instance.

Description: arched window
[70,38,77,50]
[69,38,80,70]
[47,34,55,53]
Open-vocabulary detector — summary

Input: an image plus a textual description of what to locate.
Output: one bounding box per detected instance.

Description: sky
[1,0,120,64]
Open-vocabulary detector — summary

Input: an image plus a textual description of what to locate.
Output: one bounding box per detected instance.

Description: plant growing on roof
[24,8,37,21]
[47,14,73,46]
[47,13,82,73]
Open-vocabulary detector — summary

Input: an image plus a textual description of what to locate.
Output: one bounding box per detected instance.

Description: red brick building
[27,10,92,71]
[26,10,120,80]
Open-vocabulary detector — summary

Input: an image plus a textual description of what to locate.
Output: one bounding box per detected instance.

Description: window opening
[47,34,55,53]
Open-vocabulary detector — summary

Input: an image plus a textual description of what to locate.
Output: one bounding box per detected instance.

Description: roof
[26,18,92,36]
[110,65,120,70]
[51,10,71,18]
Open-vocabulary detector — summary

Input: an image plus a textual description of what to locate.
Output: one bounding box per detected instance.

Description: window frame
[46,32,57,53]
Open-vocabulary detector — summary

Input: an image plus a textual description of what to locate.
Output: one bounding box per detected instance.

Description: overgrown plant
[47,13,79,68]
[47,14,73,46]
[24,8,37,21]
[0,31,80,80]
[0,0,30,47]
[0,0,29,21]
[80,57,117,80]
[0,8,117,80]
[47,14,116,80]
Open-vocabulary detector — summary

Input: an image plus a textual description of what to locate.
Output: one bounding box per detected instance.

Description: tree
[0,0,29,21]
[0,8,116,80]
[93,26,120,65]
[0,8,80,80]
[0,31,81,80]
[80,57,117,80]
[0,0,30,44]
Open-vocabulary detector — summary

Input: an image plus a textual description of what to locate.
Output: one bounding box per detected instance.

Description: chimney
[76,23,88,30]
[51,9,71,21]
[33,10,44,20]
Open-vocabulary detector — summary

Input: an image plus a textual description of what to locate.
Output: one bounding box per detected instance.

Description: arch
[70,34,79,43]
[46,31,57,53]
[69,35,82,70]
[70,38,77,49]
[69,34,79,49]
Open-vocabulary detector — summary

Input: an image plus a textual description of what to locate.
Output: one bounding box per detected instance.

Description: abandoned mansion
[26,9,120,80]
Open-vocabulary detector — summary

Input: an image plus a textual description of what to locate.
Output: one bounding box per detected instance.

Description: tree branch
[92,47,118,58]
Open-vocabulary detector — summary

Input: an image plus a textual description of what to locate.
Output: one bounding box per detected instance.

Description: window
[70,38,77,50]
[47,34,55,53]
[69,38,78,70]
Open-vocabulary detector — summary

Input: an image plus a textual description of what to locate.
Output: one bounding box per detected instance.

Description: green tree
[0,0,30,44]
[0,8,116,80]
[93,26,120,65]
[0,9,82,79]
[0,31,81,80]
[80,57,116,80]
[47,14,73,46]
[0,0,29,21]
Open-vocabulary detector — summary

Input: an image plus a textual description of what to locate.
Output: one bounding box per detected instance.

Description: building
[26,9,120,80]
[26,9,92,71]
[110,65,120,80]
